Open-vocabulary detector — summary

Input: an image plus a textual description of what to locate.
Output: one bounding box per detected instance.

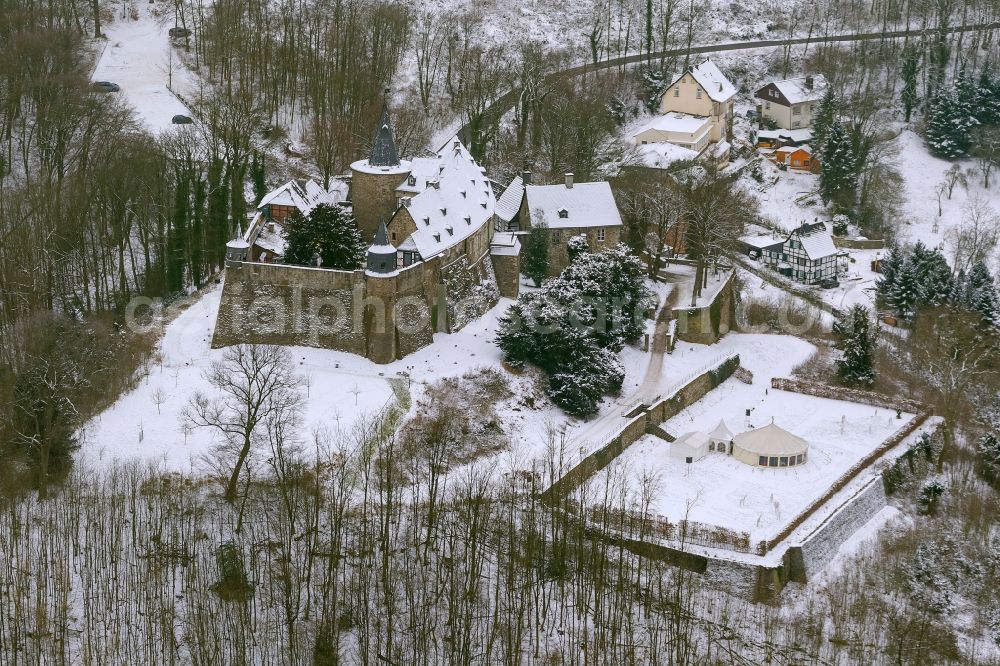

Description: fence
[542,354,742,502]
[756,377,933,554]
[588,506,754,554]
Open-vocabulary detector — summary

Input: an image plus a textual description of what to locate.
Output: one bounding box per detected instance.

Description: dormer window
[460,190,466,198]
[446,226,454,236]
[480,202,488,209]
[464,216,471,225]
[423,217,430,226]
[440,207,447,216]
[558,208,569,219]
[433,232,441,242]
[407,175,416,186]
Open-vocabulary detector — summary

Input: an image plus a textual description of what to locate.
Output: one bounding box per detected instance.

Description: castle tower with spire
[350,90,412,242]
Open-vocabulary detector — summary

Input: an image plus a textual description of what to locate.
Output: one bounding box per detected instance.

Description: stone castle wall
[214,246,501,363]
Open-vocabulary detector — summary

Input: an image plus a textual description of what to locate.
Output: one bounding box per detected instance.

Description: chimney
[805,76,814,90]
[522,170,532,185]
[565,172,574,189]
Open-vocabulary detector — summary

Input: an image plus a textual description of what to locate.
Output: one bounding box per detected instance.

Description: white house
[245,179,344,262]
[780,222,843,284]
[755,75,828,130]
[660,60,736,145]
[633,113,714,155]
[670,431,711,463]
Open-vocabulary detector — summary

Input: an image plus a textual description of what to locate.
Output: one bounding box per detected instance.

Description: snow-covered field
[80,283,519,472]
[592,381,915,541]
[91,1,196,133]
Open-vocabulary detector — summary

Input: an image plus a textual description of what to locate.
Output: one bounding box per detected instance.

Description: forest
[3,0,1000,662]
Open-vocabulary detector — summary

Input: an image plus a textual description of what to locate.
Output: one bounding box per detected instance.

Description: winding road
[461,21,1000,142]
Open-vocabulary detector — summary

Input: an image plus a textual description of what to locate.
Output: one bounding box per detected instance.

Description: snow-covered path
[91,1,195,134]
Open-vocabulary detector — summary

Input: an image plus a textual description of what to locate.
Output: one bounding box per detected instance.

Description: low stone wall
[833,236,885,250]
[673,270,736,345]
[785,477,887,582]
[770,377,924,415]
[542,354,741,502]
[758,378,930,554]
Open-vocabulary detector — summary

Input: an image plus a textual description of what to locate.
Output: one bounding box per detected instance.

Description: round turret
[366,221,398,275]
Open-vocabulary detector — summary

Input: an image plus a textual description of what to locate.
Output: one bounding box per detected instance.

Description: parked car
[168,27,191,38]
[91,81,120,93]
[819,277,840,289]
[171,115,194,125]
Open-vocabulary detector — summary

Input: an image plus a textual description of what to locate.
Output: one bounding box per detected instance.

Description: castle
[213,99,521,363]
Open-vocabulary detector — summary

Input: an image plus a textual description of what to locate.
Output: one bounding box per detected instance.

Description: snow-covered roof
[637,142,701,169]
[490,231,521,257]
[392,137,495,259]
[689,60,736,103]
[758,128,813,143]
[635,113,712,136]
[740,234,784,251]
[709,420,733,442]
[253,220,286,256]
[674,431,711,449]
[258,179,339,216]
[790,224,838,260]
[496,175,524,223]
[798,233,837,260]
[769,75,828,105]
[733,423,808,455]
[394,155,441,194]
[524,181,622,230]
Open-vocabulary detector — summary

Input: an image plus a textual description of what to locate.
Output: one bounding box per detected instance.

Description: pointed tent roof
[708,419,733,442]
[369,90,400,168]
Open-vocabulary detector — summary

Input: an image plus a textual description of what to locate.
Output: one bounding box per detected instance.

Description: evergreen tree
[207,157,230,270]
[522,222,550,287]
[901,46,920,123]
[913,246,953,309]
[250,151,267,205]
[948,268,968,306]
[567,234,589,264]
[876,245,903,306]
[191,175,207,287]
[281,204,365,269]
[834,304,877,385]
[966,261,1000,327]
[167,171,190,294]
[282,213,318,266]
[890,256,920,318]
[926,86,976,158]
[812,87,836,150]
[819,122,858,210]
[978,68,1000,125]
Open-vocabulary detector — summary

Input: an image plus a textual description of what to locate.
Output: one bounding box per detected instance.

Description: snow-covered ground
[91,1,196,134]
[592,379,915,542]
[80,283,516,472]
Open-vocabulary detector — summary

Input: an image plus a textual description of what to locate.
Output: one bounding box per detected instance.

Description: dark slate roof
[369,100,400,167]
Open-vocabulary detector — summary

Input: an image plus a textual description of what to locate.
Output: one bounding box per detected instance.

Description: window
[780,456,789,467]
[391,232,396,241]
[793,121,801,128]
[759,456,768,466]
[685,457,693,464]
[765,101,770,110]
[796,454,803,464]
[769,457,778,467]
[793,105,801,115]
[553,231,561,242]
[696,89,702,99]
[407,175,416,186]
[674,88,679,97]
[558,208,568,219]
[641,140,648,145]
[597,228,606,242]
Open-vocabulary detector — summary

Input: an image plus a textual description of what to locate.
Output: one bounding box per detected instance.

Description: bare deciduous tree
[186,344,304,503]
